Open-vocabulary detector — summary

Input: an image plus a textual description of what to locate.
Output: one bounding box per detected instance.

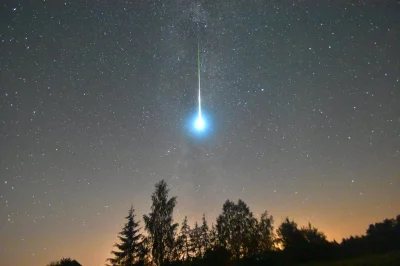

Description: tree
[139,237,152,265]
[190,221,202,258]
[301,222,327,244]
[366,217,398,252]
[276,217,306,251]
[216,199,258,259]
[208,223,218,249]
[258,211,274,252]
[200,214,210,254]
[47,258,82,266]
[179,216,192,261]
[277,218,331,263]
[107,206,143,266]
[143,180,178,266]
[166,221,180,263]
[300,222,332,261]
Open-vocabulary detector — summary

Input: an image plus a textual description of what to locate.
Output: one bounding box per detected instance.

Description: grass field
[299,251,400,266]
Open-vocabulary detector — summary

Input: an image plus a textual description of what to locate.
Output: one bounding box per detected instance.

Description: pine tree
[172,231,184,262]
[179,216,192,261]
[190,221,201,258]
[143,180,178,266]
[200,214,209,255]
[107,206,143,266]
[209,223,218,249]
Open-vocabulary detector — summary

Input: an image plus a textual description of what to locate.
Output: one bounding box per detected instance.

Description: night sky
[1,1,400,265]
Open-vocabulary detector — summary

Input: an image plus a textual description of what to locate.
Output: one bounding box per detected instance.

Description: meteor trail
[197,40,201,118]
[194,40,205,131]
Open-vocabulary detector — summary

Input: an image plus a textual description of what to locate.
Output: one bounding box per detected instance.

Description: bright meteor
[194,40,206,132]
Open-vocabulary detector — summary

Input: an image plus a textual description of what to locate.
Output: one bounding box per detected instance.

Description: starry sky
[1,1,400,265]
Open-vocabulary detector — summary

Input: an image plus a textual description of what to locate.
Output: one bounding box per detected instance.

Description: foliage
[216,199,258,258]
[200,214,209,254]
[189,222,202,258]
[143,180,178,266]
[100,179,400,266]
[208,223,218,249]
[107,206,144,266]
[47,258,82,266]
[257,210,274,252]
[178,216,191,261]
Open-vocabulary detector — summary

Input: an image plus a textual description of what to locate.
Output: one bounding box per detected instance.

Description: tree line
[48,180,400,266]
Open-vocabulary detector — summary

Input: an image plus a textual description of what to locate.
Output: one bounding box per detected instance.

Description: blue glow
[187,111,211,138]
[194,115,205,131]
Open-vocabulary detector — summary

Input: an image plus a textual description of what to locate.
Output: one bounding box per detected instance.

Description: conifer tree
[209,223,218,249]
[107,206,143,266]
[190,222,202,258]
[200,214,210,255]
[179,216,192,261]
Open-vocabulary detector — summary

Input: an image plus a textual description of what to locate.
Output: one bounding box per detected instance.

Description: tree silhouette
[102,179,400,266]
[276,217,306,251]
[216,199,258,259]
[107,206,143,266]
[138,236,152,265]
[179,216,191,261]
[200,214,209,255]
[257,210,274,252]
[208,223,218,249]
[47,258,82,266]
[365,216,400,253]
[301,222,327,244]
[143,180,178,266]
[166,220,180,264]
[277,218,332,263]
[190,221,202,258]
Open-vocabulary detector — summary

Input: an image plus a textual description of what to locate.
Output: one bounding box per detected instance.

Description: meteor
[194,40,206,132]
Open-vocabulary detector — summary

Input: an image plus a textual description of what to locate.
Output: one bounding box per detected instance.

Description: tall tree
[209,223,218,249]
[258,210,275,252]
[143,180,178,266]
[216,199,258,258]
[166,221,180,264]
[107,206,143,266]
[190,221,202,258]
[171,231,184,262]
[200,214,210,254]
[179,216,192,261]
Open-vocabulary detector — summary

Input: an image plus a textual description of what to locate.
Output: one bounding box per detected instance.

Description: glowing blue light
[187,40,212,137]
[194,115,205,131]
